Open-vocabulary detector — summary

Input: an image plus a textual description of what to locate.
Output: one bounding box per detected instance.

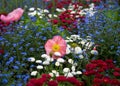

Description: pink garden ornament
[45,36,67,59]
[0,8,24,23]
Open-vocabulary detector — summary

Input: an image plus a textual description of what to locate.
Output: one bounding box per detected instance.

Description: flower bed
[0,0,120,86]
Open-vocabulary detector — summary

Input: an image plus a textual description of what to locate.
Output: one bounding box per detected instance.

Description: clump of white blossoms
[55,3,96,19]
[65,35,97,58]
[28,7,50,19]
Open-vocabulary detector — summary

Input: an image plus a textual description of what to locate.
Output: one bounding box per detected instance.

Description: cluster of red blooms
[0,13,10,34]
[84,59,120,86]
[47,0,102,30]
[50,2,85,30]
[47,0,72,9]
[27,74,84,86]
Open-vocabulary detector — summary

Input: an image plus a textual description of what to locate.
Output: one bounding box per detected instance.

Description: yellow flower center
[71,43,78,48]
[52,44,60,52]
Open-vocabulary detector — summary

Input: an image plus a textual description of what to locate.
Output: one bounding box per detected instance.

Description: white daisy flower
[29,7,35,11]
[54,52,61,57]
[65,72,73,77]
[79,55,84,59]
[68,59,74,64]
[76,71,82,75]
[55,62,60,66]
[49,73,54,77]
[36,65,43,69]
[36,60,42,63]
[63,68,70,73]
[57,58,65,63]
[43,61,50,65]
[31,71,38,76]
[74,47,82,54]
[28,57,35,62]
[91,50,98,55]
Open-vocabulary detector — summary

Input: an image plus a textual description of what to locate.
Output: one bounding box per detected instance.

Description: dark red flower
[113,72,120,77]
[102,77,111,84]
[26,78,44,86]
[56,75,67,82]
[95,73,103,78]
[51,19,59,24]
[92,0,101,3]
[0,49,4,54]
[48,80,58,86]
[93,78,102,84]
[110,79,120,85]
[41,74,51,81]
[114,67,120,72]
[66,77,84,86]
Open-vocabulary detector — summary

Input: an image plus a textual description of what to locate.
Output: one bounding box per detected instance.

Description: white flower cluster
[28,7,49,18]
[80,3,96,17]
[28,53,83,77]
[55,3,96,18]
[65,35,98,57]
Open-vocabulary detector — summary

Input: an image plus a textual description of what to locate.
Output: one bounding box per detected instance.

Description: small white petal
[52,70,57,74]
[91,50,98,55]
[66,47,71,54]
[65,72,73,77]
[68,59,74,64]
[74,47,82,54]
[41,54,48,58]
[49,73,54,77]
[79,55,84,59]
[31,71,38,76]
[63,68,70,73]
[71,71,76,75]
[56,72,59,77]
[55,62,60,66]
[43,61,50,65]
[71,66,76,72]
[76,71,82,75]
[56,8,63,12]
[54,52,61,57]
[73,63,78,66]
[43,9,49,13]
[48,14,52,18]
[53,14,57,17]
[57,58,65,63]
[36,60,42,63]
[28,57,35,62]
[71,11,76,14]
[29,7,35,11]
[36,65,43,69]
[37,8,41,11]
[80,39,87,45]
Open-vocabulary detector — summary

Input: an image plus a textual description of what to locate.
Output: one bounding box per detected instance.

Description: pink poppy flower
[45,36,67,59]
[0,8,24,23]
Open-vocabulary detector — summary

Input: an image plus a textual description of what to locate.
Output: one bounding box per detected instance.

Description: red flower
[56,75,67,82]
[95,74,103,78]
[93,78,102,84]
[92,0,101,3]
[66,77,84,86]
[113,72,120,77]
[102,77,111,84]
[110,79,120,85]
[48,80,58,86]
[114,67,120,72]
[51,19,59,24]
[0,49,4,54]
[26,78,44,86]
[41,74,51,80]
